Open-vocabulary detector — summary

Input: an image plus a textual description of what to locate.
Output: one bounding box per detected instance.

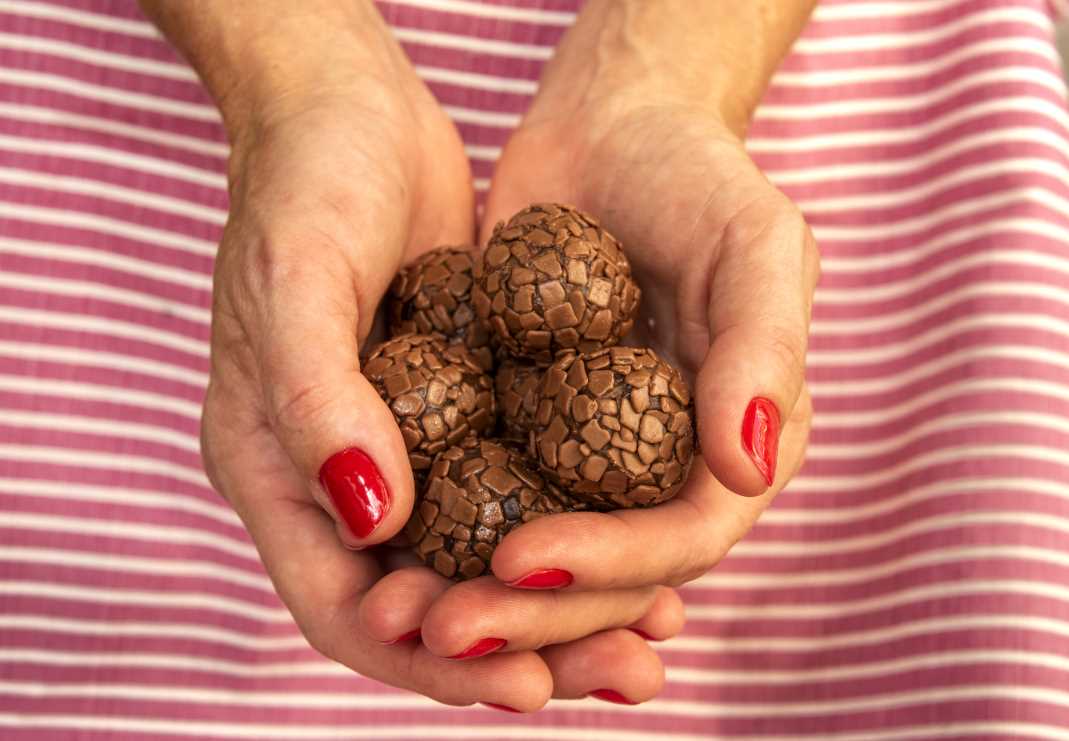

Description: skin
[140,0,818,710]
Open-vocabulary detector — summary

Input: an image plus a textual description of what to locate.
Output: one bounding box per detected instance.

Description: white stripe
[813,0,996,21]
[0,101,229,157]
[0,511,256,563]
[0,338,209,388]
[0,268,212,325]
[0,374,202,420]
[0,444,209,488]
[0,30,197,81]
[697,545,1069,588]
[0,409,199,454]
[811,285,1069,334]
[0,613,306,651]
[0,305,208,358]
[0,201,218,257]
[793,6,1054,55]
[734,511,1069,558]
[686,577,1069,620]
[809,314,1069,364]
[383,0,574,25]
[788,445,1069,491]
[442,104,519,128]
[0,165,227,226]
[0,478,237,528]
[392,26,552,61]
[0,67,219,122]
[768,475,1069,525]
[0,547,271,593]
[0,649,335,677]
[0,235,213,291]
[0,581,289,623]
[795,159,1069,212]
[819,250,1069,301]
[750,96,1069,152]
[664,614,1069,653]
[414,64,534,95]
[0,131,227,189]
[0,0,158,38]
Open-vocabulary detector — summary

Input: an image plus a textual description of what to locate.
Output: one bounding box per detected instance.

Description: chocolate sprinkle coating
[389,246,494,371]
[494,359,542,441]
[473,203,641,365]
[530,347,695,508]
[405,438,567,580]
[363,334,496,482]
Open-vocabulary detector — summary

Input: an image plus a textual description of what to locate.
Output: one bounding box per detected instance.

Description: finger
[491,387,812,590]
[209,422,554,710]
[417,577,659,659]
[697,190,820,496]
[358,566,450,644]
[540,629,665,704]
[626,586,686,642]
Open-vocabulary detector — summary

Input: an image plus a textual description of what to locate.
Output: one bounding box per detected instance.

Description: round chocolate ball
[405,438,567,580]
[530,347,695,509]
[473,203,641,365]
[494,359,542,441]
[389,246,494,371]
[363,334,496,481]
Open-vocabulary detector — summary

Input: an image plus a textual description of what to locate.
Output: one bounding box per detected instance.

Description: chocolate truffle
[530,347,694,509]
[473,203,641,365]
[405,438,567,580]
[363,334,496,481]
[494,359,542,441]
[389,246,494,371]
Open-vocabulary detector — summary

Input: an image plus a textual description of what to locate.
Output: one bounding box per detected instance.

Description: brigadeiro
[530,347,695,509]
[406,438,567,580]
[472,203,641,365]
[389,246,494,371]
[494,359,541,441]
[363,334,495,483]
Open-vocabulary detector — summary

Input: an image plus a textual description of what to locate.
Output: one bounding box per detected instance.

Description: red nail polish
[384,629,421,645]
[319,448,390,538]
[590,688,638,705]
[507,568,573,590]
[741,397,779,487]
[629,628,659,641]
[480,702,522,713]
[449,637,507,660]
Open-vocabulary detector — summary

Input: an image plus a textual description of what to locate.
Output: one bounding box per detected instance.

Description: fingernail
[628,628,660,641]
[480,702,522,713]
[383,629,421,645]
[449,637,507,660]
[319,447,390,538]
[589,688,638,705]
[741,397,780,487]
[506,568,573,590]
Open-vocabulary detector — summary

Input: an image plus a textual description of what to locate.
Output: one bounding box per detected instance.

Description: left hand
[481,86,819,590]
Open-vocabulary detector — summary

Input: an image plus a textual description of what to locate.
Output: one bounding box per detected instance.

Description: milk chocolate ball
[473,203,641,365]
[494,359,542,441]
[389,246,494,371]
[363,334,495,482]
[405,438,567,580]
[530,347,694,508]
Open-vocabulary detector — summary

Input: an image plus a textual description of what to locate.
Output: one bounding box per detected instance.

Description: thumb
[696,199,819,497]
[255,247,415,548]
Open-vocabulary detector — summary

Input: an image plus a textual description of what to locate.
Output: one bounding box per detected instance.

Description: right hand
[199,12,683,710]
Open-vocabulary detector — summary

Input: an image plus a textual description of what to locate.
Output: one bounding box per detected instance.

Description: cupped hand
[200,54,683,707]
[483,92,819,590]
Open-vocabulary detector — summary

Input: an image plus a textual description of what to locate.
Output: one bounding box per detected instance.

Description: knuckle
[765,322,808,385]
[269,379,337,438]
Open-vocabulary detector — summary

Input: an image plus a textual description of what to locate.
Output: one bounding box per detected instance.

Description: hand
[182,2,685,709]
[481,52,819,589]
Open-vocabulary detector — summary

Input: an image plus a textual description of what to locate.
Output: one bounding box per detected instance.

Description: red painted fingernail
[480,702,522,713]
[319,448,390,538]
[383,629,421,645]
[741,397,780,487]
[590,688,638,705]
[629,628,660,641]
[449,637,507,660]
[506,568,573,590]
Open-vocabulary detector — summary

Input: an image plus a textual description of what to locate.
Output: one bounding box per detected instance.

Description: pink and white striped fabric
[2,0,1069,738]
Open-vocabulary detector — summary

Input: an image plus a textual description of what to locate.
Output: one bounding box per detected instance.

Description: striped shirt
[2,0,1069,738]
